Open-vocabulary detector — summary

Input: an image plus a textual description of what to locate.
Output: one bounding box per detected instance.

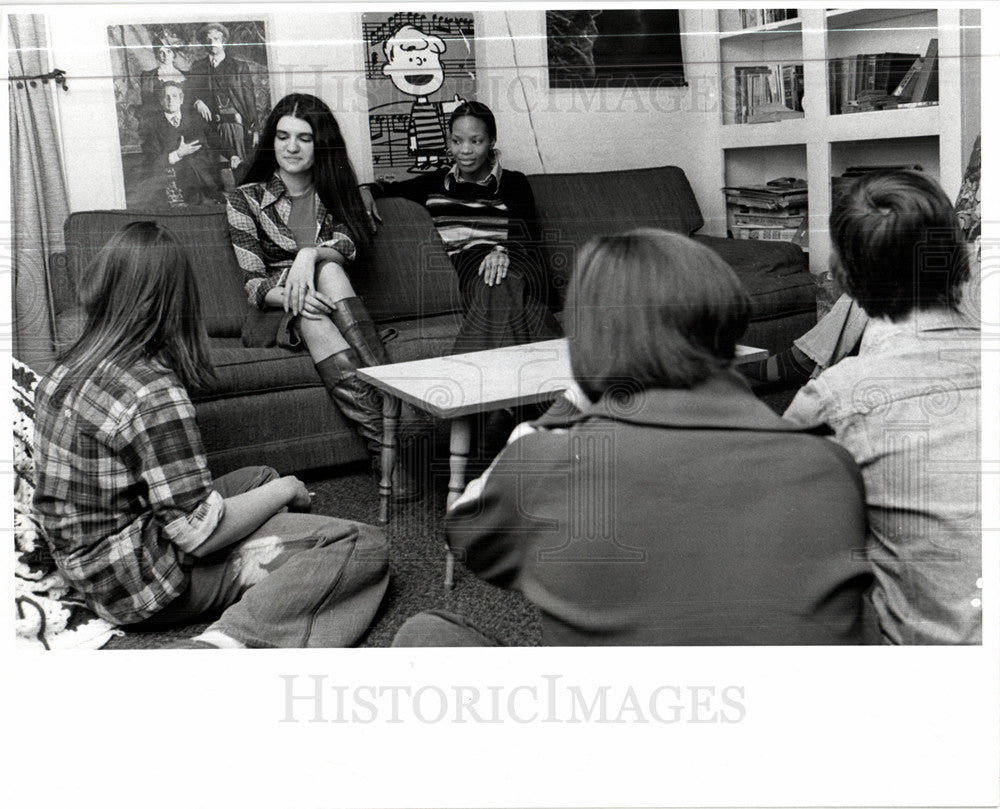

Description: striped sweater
[373,164,539,261]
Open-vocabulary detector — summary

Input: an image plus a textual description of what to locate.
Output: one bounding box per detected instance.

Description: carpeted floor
[105,380,799,649]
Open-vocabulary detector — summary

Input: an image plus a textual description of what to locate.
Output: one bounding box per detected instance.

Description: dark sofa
[43,165,816,476]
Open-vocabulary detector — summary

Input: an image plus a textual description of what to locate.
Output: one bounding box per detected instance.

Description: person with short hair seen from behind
[783,170,981,645]
[31,222,389,649]
[393,229,874,647]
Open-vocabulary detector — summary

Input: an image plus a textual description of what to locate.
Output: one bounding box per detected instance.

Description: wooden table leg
[444,415,472,588]
[447,416,472,509]
[376,393,401,525]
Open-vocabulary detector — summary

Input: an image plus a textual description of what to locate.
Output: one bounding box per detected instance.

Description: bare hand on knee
[297,289,336,320]
[285,248,318,314]
[478,248,509,287]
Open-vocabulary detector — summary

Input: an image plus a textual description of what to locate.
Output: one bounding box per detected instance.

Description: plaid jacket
[32,357,224,625]
[226,172,357,308]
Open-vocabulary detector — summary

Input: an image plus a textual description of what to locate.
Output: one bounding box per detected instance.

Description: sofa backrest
[60,201,462,337]
[56,165,705,337]
[62,208,248,337]
[527,165,704,306]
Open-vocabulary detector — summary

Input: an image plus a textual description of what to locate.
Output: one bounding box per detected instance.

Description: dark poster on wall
[107,20,272,210]
[546,9,685,89]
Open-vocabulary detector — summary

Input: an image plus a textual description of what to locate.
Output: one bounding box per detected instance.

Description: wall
[47,5,726,232]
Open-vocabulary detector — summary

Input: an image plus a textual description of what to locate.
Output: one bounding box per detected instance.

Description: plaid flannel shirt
[32,357,225,625]
[226,172,357,309]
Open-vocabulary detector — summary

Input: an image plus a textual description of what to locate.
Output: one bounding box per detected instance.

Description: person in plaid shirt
[32,222,389,648]
[227,93,416,500]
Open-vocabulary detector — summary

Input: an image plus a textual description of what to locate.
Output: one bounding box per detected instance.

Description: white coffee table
[358,338,767,588]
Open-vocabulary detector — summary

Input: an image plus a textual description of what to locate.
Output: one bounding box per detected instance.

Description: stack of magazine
[724,178,807,243]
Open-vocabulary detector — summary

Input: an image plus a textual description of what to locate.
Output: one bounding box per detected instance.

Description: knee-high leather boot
[315,349,382,454]
[328,296,388,368]
[314,349,419,501]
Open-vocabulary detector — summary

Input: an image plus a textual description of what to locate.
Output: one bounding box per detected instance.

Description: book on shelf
[734,63,804,124]
[842,163,923,177]
[906,38,938,104]
[832,164,924,199]
[724,182,807,210]
[734,213,806,228]
[828,49,926,114]
[732,225,801,242]
[738,9,798,29]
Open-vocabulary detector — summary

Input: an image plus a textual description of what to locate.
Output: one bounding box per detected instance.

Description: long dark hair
[238,93,372,248]
[54,222,215,398]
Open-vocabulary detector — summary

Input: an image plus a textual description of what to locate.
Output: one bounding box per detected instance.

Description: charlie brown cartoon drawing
[381,24,463,172]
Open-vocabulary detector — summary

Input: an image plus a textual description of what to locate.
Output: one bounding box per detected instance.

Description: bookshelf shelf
[823,104,941,140]
[719,18,803,41]
[711,6,974,288]
[720,118,808,149]
[825,7,936,30]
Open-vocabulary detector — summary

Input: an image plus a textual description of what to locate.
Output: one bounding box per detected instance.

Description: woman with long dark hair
[32,222,389,648]
[368,100,561,354]
[227,93,414,497]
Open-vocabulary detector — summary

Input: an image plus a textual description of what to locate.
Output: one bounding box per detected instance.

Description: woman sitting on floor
[393,229,875,647]
[367,100,561,355]
[32,222,389,648]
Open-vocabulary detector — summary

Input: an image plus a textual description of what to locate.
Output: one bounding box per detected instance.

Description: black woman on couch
[366,100,561,354]
[226,93,415,497]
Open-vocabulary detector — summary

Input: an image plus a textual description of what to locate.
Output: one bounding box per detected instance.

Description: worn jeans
[137,466,389,648]
[391,609,500,647]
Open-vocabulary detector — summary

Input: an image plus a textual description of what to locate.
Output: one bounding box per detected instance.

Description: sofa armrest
[49,250,78,317]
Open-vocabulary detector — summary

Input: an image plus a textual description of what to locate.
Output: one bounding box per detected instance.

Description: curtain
[8,13,69,371]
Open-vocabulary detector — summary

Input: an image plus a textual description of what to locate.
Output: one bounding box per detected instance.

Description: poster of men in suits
[362,11,477,181]
[107,20,271,209]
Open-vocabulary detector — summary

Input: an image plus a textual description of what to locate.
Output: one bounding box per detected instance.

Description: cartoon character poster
[107,20,271,209]
[362,11,477,181]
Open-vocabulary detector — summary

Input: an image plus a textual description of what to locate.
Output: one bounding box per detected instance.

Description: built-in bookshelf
[712,7,975,306]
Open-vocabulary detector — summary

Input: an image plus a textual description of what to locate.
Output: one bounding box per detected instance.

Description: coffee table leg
[376,393,401,525]
[444,415,472,589]
[447,416,472,510]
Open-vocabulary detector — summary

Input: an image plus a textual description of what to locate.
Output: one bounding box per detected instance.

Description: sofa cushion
[193,339,322,401]
[692,235,814,322]
[352,197,462,322]
[63,208,248,338]
[692,234,807,277]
